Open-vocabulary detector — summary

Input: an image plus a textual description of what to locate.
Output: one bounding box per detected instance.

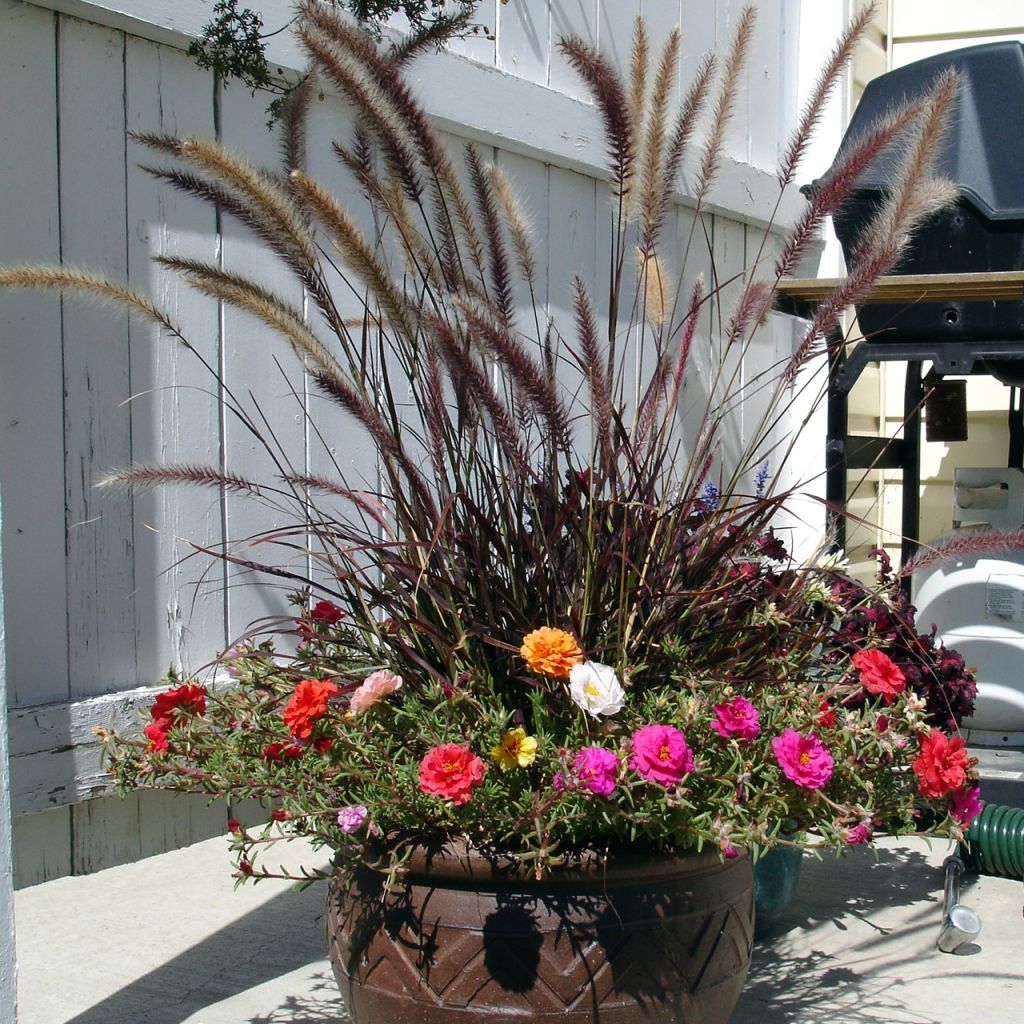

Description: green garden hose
[963,803,1024,879]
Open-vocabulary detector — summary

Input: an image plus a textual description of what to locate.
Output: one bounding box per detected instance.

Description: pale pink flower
[349,670,403,714]
[337,805,368,833]
[771,729,834,790]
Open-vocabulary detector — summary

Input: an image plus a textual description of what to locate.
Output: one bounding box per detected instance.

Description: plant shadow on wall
[0,0,1011,1021]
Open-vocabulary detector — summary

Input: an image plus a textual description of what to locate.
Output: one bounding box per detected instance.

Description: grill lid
[819,41,1024,222]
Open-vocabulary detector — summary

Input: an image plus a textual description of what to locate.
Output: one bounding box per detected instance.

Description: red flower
[912,730,970,799]
[263,742,304,761]
[817,698,836,729]
[851,649,905,705]
[270,809,289,821]
[283,679,339,740]
[144,719,170,753]
[227,819,241,833]
[310,600,344,624]
[418,744,486,805]
[314,738,334,753]
[151,683,206,722]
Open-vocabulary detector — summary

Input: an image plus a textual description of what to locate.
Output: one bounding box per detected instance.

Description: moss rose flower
[948,785,983,827]
[912,729,970,799]
[349,669,403,714]
[520,627,583,678]
[337,805,369,833]
[573,747,621,796]
[630,725,694,787]
[151,683,206,722]
[709,696,760,740]
[568,661,625,718]
[491,727,538,771]
[851,648,906,705]
[419,743,486,805]
[283,679,339,740]
[772,729,834,789]
[310,599,344,624]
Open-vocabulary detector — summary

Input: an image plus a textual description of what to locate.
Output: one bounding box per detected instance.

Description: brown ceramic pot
[326,841,754,1023]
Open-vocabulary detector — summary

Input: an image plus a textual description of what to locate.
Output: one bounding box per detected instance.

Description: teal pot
[753,844,803,938]
[327,841,754,1024]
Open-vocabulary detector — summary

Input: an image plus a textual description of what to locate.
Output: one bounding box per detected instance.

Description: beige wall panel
[893,33,1024,68]
[893,1,1024,38]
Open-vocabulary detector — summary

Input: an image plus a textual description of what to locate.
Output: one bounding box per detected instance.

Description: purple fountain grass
[5,8,994,875]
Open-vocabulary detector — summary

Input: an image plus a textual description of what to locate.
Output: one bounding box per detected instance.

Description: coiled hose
[963,803,1024,879]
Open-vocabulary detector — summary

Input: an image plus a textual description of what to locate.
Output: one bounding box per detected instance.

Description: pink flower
[912,730,969,799]
[771,729,834,790]
[851,649,906,705]
[630,725,694,787]
[710,697,760,741]
[846,824,871,845]
[418,744,486,805]
[572,747,621,797]
[349,669,403,714]
[949,786,983,827]
[337,805,369,833]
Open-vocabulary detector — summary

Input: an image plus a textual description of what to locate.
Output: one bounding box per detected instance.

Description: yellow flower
[491,727,539,771]
[520,627,583,678]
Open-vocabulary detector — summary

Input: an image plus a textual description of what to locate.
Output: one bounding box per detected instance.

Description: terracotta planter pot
[327,841,754,1023]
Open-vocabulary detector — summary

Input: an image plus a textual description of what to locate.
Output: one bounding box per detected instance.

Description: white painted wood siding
[1,0,825,884]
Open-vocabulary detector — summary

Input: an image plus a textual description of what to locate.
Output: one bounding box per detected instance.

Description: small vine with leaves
[189,0,485,120]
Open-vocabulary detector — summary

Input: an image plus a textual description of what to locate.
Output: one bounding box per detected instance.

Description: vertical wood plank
[58,16,137,698]
[550,0,599,97]
[218,81,309,644]
[598,0,641,76]
[743,0,784,171]
[11,806,72,888]
[546,165,598,450]
[673,202,715,466]
[709,213,747,475]
[450,0,498,65]
[125,38,225,683]
[0,0,69,706]
[497,0,550,85]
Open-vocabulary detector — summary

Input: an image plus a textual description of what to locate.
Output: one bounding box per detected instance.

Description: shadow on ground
[732,844,943,1024]
[63,883,348,1024]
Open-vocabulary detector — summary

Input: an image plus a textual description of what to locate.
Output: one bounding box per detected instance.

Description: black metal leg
[901,361,923,572]
[825,326,849,552]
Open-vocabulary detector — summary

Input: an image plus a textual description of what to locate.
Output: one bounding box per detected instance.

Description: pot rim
[354,837,746,889]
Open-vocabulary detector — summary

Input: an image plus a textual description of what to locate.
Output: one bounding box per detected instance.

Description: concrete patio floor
[13,824,1023,1024]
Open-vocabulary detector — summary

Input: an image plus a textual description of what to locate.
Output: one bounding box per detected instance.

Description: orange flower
[283,678,340,740]
[520,627,583,678]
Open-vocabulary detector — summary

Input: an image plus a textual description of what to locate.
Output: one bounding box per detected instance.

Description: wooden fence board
[59,17,138,698]
[0,0,69,706]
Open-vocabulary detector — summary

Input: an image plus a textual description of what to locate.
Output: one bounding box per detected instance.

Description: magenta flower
[630,725,694,787]
[337,805,369,833]
[845,824,871,845]
[710,697,760,741]
[949,785,983,827]
[771,729,834,790]
[573,747,621,797]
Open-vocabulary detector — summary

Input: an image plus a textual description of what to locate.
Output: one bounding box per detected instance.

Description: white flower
[569,661,626,718]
